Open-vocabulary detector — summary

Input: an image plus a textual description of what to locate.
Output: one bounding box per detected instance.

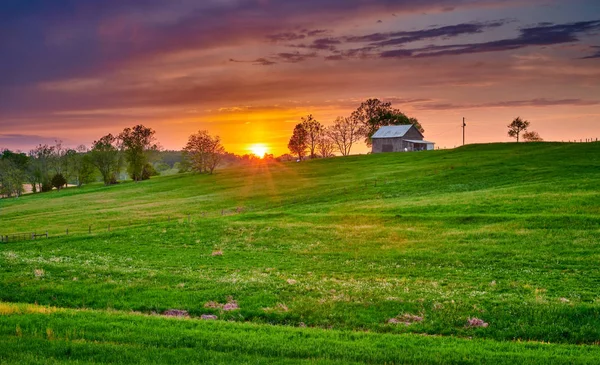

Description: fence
[1,232,48,244]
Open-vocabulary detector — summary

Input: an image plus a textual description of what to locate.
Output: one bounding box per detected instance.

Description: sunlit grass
[1,142,599,363]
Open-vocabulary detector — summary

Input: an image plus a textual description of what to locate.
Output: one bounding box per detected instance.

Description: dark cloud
[416,98,600,110]
[3,0,488,86]
[343,21,505,45]
[582,46,600,59]
[381,20,600,58]
[275,52,318,63]
[230,58,276,66]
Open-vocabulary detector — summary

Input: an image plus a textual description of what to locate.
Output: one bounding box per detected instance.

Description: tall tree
[65,145,95,187]
[300,115,323,159]
[119,125,158,182]
[29,144,55,191]
[507,117,530,142]
[327,116,361,156]
[351,99,423,146]
[90,134,121,185]
[316,128,335,158]
[0,150,27,198]
[522,130,543,142]
[183,130,225,174]
[288,123,308,160]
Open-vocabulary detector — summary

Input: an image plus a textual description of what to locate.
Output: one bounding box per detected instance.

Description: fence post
[45,231,48,238]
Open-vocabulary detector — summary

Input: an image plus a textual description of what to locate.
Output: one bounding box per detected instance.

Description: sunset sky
[1,0,599,156]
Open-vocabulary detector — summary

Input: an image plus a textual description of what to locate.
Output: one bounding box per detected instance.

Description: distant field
[1,142,599,364]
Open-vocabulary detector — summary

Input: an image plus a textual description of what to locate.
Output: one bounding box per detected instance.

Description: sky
[1,0,599,156]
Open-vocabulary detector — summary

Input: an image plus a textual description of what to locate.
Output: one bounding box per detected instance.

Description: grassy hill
[1,142,599,364]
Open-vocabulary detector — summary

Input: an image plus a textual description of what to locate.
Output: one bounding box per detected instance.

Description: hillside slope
[1,142,599,363]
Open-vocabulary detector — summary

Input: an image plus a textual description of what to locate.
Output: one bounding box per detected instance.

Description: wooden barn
[371,125,435,153]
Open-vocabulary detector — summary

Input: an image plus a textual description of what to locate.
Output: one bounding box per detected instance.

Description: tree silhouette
[288,124,308,160]
[301,115,323,159]
[507,117,530,142]
[184,130,225,174]
[327,116,361,156]
[523,131,543,142]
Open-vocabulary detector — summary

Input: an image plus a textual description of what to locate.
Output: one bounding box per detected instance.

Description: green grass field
[1,142,599,364]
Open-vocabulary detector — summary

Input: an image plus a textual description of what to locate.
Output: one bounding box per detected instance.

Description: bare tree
[523,131,543,142]
[300,115,323,159]
[316,128,335,158]
[507,117,530,142]
[184,130,225,174]
[327,116,361,156]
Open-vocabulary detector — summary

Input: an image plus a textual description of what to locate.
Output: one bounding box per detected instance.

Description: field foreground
[1,142,599,363]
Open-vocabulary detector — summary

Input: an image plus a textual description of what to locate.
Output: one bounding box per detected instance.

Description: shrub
[51,174,67,191]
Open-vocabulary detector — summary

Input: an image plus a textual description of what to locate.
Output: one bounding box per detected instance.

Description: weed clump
[388,314,424,326]
[467,317,489,328]
[163,309,189,318]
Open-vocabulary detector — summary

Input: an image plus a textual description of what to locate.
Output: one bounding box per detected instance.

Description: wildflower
[163,309,189,317]
[287,279,297,285]
[467,317,488,328]
[212,250,223,256]
[201,314,218,320]
[222,301,239,311]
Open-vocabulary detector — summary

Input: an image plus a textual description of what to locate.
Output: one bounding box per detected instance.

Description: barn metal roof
[371,125,414,139]
[405,139,435,144]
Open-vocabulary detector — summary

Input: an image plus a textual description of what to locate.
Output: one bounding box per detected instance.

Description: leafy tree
[288,123,308,160]
[316,128,335,158]
[119,125,158,182]
[351,99,423,146]
[141,163,159,180]
[90,134,121,185]
[184,130,226,174]
[0,152,26,198]
[523,131,543,142]
[507,117,530,142]
[327,116,361,156]
[51,173,67,191]
[300,115,323,159]
[29,144,55,190]
[64,145,95,187]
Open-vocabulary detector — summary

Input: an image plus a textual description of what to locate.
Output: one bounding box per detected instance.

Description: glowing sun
[249,144,269,157]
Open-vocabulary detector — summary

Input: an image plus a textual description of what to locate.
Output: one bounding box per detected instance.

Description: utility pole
[462,117,466,146]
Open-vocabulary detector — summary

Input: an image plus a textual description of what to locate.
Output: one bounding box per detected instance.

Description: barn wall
[372,138,405,153]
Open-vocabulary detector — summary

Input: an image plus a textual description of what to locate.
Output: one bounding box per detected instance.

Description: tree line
[0,124,238,198]
[287,98,423,160]
[0,125,161,198]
